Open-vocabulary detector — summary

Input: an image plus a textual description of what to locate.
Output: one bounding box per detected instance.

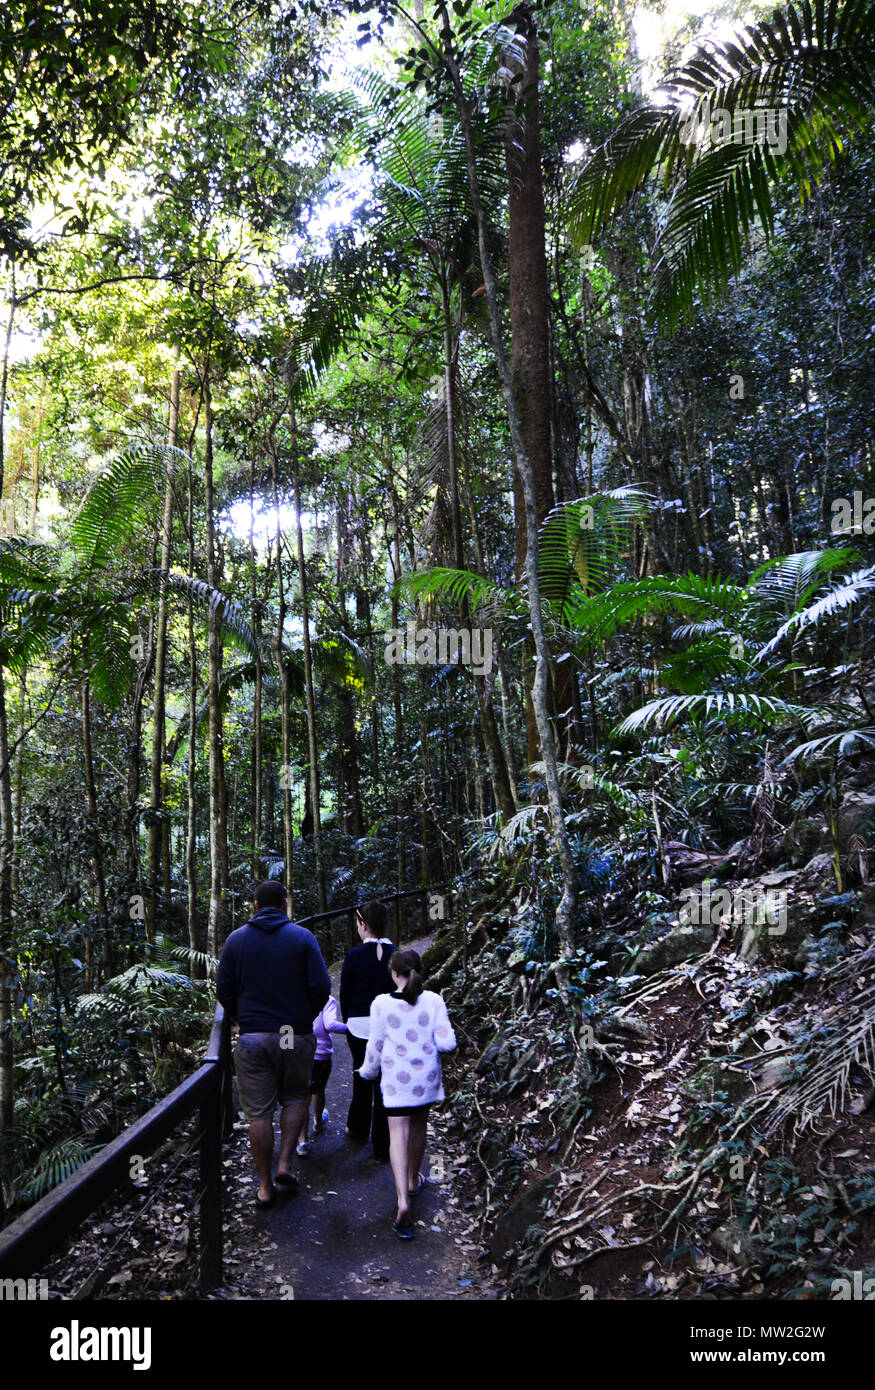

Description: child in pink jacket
[298,995,346,1155]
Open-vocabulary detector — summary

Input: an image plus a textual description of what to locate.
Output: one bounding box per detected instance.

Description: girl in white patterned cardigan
[358,948,456,1238]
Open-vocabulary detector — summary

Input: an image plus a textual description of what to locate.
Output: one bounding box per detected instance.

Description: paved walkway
[221,939,484,1301]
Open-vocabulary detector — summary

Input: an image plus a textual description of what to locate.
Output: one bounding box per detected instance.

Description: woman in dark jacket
[340,901,395,1160]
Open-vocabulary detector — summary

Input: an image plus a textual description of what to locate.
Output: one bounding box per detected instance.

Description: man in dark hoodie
[217,880,330,1207]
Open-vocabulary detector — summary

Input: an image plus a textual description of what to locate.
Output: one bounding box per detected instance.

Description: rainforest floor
[434,890,875,1302]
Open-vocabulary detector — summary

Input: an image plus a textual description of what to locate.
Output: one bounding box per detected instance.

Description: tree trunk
[268,434,295,893]
[203,385,229,956]
[0,675,14,1136]
[126,614,153,967]
[0,281,16,1135]
[461,438,520,807]
[289,391,327,913]
[81,677,109,989]
[0,274,15,502]
[185,441,202,971]
[250,443,263,882]
[438,4,579,981]
[390,514,407,889]
[440,270,515,821]
[147,367,180,941]
[502,7,559,768]
[11,392,43,907]
[503,6,555,582]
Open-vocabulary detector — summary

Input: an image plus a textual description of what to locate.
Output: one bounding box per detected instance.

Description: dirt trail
[215,938,491,1301]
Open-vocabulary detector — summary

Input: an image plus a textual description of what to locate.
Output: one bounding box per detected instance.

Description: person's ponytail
[401,968,423,1004]
[390,949,423,1004]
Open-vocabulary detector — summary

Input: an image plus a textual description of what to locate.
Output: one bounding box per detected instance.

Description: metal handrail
[0,886,431,1288]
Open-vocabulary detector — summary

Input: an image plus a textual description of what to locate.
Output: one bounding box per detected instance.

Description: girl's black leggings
[346,1033,389,1160]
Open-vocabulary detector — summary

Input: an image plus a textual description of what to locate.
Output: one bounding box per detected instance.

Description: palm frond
[570,572,750,646]
[658,634,752,691]
[75,992,126,1015]
[103,964,196,994]
[19,1137,102,1202]
[484,802,553,859]
[71,444,189,578]
[782,725,875,763]
[530,759,643,809]
[315,628,372,684]
[150,571,257,655]
[762,944,875,1134]
[538,488,652,622]
[396,566,518,615]
[167,943,220,977]
[567,0,875,324]
[756,564,875,658]
[615,691,820,735]
[752,546,860,609]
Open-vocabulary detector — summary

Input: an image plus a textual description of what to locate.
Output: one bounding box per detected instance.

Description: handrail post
[393,894,400,942]
[199,1070,223,1289]
[421,887,428,938]
[220,1013,234,1140]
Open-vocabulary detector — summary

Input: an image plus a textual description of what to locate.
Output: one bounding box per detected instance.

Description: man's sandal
[392,1218,414,1240]
[255,1189,275,1210]
[274,1171,298,1191]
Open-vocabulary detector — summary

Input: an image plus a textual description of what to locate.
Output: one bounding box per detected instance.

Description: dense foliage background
[0,0,873,1299]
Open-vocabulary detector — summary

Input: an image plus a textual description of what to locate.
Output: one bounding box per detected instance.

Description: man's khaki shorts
[234,1031,316,1119]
